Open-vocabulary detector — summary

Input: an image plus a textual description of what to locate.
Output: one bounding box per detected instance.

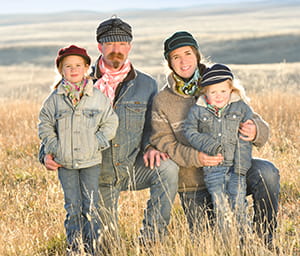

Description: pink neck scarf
[94,57,131,102]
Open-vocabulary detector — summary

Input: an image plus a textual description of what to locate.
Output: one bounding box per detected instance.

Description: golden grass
[0,70,299,255]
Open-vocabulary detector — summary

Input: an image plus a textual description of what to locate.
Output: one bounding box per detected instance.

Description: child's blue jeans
[203,166,247,234]
[58,164,100,253]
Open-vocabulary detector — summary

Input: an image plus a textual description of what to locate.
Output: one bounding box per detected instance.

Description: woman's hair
[200,78,250,104]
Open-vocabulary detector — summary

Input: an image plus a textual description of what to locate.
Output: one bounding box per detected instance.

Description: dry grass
[0,3,299,255]
[0,65,299,255]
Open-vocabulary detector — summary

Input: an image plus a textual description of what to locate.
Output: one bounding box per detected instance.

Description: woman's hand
[239,119,257,141]
[198,152,223,166]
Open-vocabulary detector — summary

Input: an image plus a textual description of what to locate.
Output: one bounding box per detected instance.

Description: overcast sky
[1,0,265,14]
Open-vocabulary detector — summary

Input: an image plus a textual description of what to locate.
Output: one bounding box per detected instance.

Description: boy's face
[205,80,232,108]
[61,55,89,83]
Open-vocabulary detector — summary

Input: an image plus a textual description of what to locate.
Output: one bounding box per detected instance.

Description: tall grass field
[0,2,299,255]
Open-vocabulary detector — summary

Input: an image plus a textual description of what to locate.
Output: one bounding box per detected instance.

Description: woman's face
[169,46,198,79]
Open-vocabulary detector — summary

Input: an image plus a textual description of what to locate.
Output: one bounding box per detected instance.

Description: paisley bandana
[174,69,201,96]
[94,57,131,102]
[61,78,88,106]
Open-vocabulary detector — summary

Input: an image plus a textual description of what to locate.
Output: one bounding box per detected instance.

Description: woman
[150,31,280,247]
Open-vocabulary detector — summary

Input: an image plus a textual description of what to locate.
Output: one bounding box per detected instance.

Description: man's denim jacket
[90,59,158,185]
[184,92,253,175]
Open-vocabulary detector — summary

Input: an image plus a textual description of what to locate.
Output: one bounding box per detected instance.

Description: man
[41,16,179,252]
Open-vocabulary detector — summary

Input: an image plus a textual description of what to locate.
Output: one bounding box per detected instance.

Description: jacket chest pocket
[125,103,147,131]
[83,109,100,128]
[224,112,243,135]
[198,114,213,133]
[55,110,72,132]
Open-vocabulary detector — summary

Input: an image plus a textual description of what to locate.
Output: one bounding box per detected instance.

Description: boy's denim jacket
[38,80,118,169]
[90,59,158,185]
[184,92,253,175]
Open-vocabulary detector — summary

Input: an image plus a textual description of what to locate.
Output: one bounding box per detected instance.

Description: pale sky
[1,0,264,14]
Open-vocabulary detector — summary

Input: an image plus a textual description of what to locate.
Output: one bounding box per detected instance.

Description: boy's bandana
[204,95,227,117]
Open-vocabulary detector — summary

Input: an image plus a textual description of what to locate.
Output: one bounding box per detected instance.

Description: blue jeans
[179,158,280,244]
[58,165,100,254]
[97,154,179,246]
[204,166,247,235]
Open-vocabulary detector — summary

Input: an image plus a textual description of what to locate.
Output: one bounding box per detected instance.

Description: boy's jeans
[58,164,100,253]
[179,158,279,244]
[203,166,247,234]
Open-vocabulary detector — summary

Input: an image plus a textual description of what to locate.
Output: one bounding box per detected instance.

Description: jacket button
[218,133,222,137]
[113,144,120,147]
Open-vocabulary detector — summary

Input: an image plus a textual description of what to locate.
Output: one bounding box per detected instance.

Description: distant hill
[1,1,300,67]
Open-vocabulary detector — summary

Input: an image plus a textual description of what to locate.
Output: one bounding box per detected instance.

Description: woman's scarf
[94,57,131,102]
[61,78,88,106]
[173,69,201,96]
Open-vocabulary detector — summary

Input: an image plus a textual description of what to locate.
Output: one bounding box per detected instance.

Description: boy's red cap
[56,45,91,67]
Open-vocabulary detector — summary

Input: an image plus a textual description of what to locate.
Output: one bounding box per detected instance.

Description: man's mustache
[108,52,124,60]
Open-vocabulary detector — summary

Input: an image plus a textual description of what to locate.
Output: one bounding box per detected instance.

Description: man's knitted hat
[164,31,199,59]
[96,16,132,43]
[201,63,234,87]
[56,45,91,68]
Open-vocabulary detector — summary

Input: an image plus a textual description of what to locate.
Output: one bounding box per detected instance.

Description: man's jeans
[58,165,100,253]
[97,155,179,246]
[179,158,280,244]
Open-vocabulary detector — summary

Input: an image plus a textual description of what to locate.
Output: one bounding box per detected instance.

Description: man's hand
[143,147,169,170]
[198,152,223,166]
[239,119,257,141]
[44,154,61,171]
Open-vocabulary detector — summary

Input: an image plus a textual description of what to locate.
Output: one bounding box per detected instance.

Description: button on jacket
[91,59,158,185]
[184,92,254,175]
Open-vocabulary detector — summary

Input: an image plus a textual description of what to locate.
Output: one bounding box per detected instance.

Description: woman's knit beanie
[164,31,199,59]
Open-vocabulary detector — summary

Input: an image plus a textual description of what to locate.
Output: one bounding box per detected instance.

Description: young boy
[184,63,253,239]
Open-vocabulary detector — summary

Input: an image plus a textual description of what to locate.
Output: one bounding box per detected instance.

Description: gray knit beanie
[96,16,132,43]
[164,31,199,59]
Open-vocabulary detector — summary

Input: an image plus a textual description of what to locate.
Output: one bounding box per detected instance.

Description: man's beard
[107,52,124,69]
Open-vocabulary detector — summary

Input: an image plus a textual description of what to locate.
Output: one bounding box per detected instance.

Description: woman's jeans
[179,158,280,244]
[58,164,100,253]
[204,166,247,234]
